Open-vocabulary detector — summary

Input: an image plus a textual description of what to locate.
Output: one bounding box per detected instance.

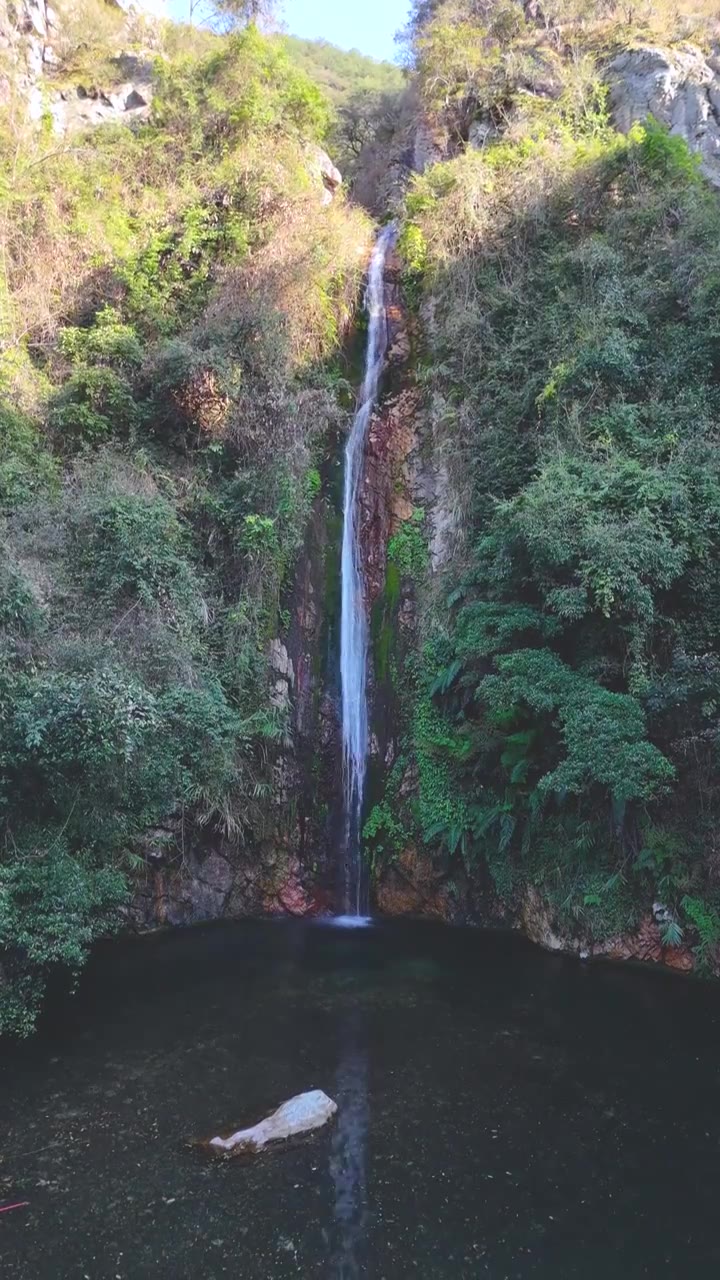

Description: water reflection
[329,1009,369,1279]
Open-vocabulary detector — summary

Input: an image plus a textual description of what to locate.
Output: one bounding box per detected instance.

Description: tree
[336,88,399,159]
[188,0,283,30]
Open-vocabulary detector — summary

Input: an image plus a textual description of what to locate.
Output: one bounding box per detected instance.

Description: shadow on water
[2,919,720,1277]
[330,1007,369,1280]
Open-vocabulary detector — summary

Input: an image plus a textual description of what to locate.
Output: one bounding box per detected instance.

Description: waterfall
[339,223,396,917]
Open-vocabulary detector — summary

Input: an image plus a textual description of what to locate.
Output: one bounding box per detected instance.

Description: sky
[165,1,411,62]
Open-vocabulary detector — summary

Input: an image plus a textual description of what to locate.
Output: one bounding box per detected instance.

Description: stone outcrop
[608,43,720,185]
[0,0,159,127]
[305,144,343,205]
[49,57,154,132]
[375,844,465,922]
[0,0,53,108]
[129,833,332,930]
[520,886,695,972]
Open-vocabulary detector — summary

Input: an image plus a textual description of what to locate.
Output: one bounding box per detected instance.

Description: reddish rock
[361,389,421,607]
[663,946,695,974]
[276,878,315,917]
[596,916,663,965]
[517,888,697,975]
[375,845,459,922]
[275,859,331,918]
[594,914,695,973]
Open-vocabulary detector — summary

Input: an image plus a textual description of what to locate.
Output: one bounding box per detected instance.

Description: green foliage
[636,116,702,185]
[0,404,58,510]
[0,838,128,1037]
[372,10,720,947]
[58,306,144,370]
[50,367,143,448]
[388,509,429,580]
[397,223,428,308]
[280,36,405,109]
[152,27,331,154]
[363,799,410,866]
[480,650,674,805]
[0,17,372,1033]
[681,895,720,967]
[0,561,43,638]
[73,494,200,615]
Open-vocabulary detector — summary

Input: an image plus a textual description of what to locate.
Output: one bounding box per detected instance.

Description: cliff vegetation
[369,0,720,965]
[0,10,371,1033]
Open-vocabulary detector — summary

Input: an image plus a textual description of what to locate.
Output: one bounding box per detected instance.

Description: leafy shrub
[0,562,43,637]
[72,494,200,615]
[682,895,720,968]
[50,367,142,448]
[152,27,331,155]
[0,838,128,1037]
[636,117,701,184]
[388,509,429,580]
[58,306,144,371]
[0,404,58,511]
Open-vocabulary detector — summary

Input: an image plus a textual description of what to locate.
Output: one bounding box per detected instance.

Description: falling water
[339,223,396,916]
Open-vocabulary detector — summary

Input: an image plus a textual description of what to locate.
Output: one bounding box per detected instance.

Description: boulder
[209,1090,338,1154]
[305,145,342,204]
[608,43,720,186]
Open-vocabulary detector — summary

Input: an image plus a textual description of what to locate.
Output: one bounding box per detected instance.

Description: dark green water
[1,920,719,1278]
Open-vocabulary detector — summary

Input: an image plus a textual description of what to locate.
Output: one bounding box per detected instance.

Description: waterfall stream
[339,224,396,917]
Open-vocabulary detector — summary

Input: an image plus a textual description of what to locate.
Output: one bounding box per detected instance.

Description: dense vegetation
[369,0,720,960]
[0,16,370,1033]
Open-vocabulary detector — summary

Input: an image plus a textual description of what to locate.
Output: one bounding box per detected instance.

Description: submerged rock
[209,1090,337,1154]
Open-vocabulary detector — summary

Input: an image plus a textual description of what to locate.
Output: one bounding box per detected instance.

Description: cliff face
[129,481,344,930]
[608,43,720,185]
[0,0,159,128]
[351,22,720,978]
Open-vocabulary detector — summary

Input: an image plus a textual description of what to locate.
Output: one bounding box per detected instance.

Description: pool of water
[1,919,719,1278]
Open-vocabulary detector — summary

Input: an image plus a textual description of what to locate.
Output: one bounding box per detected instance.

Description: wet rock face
[358,249,416,609]
[520,886,696,973]
[128,836,332,931]
[129,468,345,931]
[374,845,465,922]
[608,44,720,185]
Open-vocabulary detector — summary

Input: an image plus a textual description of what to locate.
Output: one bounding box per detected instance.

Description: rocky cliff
[608,43,720,185]
[347,20,720,978]
[0,0,159,127]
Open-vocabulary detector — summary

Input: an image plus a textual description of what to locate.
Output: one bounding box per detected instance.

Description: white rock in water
[209,1090,337,1153]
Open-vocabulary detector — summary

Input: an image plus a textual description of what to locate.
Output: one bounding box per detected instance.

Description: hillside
[0,8,371,1033]
[281,35,405,106]
[366,0,720,966]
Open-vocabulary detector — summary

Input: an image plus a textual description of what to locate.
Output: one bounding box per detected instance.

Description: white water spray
[340,224,396,916]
